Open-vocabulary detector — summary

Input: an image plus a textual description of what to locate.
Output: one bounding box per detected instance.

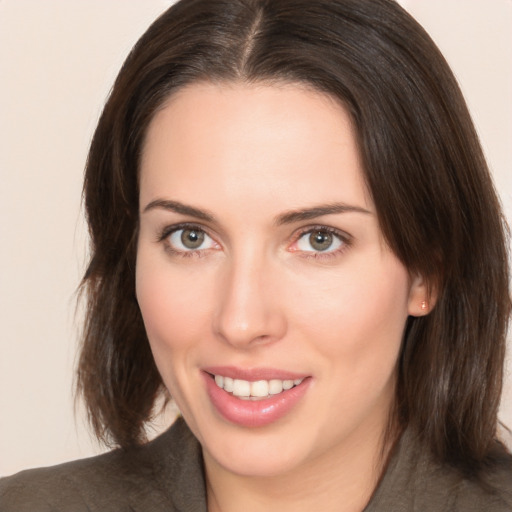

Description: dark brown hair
[77,0,511,476]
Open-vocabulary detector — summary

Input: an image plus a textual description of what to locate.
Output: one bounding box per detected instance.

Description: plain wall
[0,0,511,476]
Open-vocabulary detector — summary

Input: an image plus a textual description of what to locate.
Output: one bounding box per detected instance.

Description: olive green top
[1,417,511,511]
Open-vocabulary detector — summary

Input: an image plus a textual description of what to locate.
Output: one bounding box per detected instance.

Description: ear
[407,274,437,317]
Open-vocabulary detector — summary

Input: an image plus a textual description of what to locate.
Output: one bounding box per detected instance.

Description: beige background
[1,0,511,477]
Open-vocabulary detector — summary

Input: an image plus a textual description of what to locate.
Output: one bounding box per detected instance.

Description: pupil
[310,231,332,251]
[181,229,204,249]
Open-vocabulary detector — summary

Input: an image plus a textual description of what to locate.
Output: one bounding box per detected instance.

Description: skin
[136,82,428,512]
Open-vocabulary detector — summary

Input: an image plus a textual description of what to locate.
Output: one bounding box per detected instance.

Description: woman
[1,0,511,510]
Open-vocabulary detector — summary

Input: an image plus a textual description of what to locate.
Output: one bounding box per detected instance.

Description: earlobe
[408,274,436,317]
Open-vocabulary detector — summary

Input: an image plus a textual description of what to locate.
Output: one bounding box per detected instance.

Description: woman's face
[136,82,427,477]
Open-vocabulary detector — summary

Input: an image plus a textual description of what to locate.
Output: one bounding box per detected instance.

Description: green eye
[309,231,334,251]
[167,227,216,252]
[296,229,344,253]
[180,229,205,249]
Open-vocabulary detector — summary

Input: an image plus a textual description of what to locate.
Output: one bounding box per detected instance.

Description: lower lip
[203,373,311,428]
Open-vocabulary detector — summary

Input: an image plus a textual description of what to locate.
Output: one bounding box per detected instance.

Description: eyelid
[156,222,351,259]
[293,224,352,243]
[157,222,210,241]
[288,224,352,257]
[157,222,221,254]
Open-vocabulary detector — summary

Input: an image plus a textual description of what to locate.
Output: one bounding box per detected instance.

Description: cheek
[292,255,410,365]
[135,252,211,357]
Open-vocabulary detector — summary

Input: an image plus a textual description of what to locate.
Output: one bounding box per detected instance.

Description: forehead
[140,81,372,214]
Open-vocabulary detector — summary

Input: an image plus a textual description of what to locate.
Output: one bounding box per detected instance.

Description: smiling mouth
[203,369,311,427]
[210,373,305,400]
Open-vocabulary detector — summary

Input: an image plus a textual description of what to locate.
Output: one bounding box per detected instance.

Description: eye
[292,227,348,255]
[298,230,341,252]
[165,226,218,253]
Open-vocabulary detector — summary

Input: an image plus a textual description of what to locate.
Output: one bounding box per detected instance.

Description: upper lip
[202,365,308,381]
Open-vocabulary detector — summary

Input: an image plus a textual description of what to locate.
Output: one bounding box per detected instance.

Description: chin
[200,424,310,477]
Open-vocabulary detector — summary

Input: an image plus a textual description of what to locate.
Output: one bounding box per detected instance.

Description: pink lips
[202,366,311,428]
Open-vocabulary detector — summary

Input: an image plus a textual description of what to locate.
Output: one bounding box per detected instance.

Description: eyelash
[291,225,352,261]
[157,223,218,258]
[156,223,352,260]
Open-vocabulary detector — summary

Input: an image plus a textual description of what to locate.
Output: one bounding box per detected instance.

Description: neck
[204,422,398,512]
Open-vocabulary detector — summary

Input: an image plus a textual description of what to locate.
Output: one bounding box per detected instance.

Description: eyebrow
[142,199,215,222]
[275,203,371,225]
[142,198,371,225]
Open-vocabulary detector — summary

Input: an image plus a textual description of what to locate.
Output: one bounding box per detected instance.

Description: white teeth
[251,380,269,397]
[224,377,234,392]
[213,375,304,398]
[268,379,283,395]
[232,379,251,397]
[283,380,294,390]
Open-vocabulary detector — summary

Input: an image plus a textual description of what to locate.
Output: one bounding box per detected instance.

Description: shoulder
[0,417,206,512]
[440,453,512,512]
[1,452,126,512]
[465,449,512,510]
[452,455,512,511]
[368,429,512,512]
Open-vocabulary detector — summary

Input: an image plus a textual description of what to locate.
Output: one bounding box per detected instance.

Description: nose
[212,250,287,349]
